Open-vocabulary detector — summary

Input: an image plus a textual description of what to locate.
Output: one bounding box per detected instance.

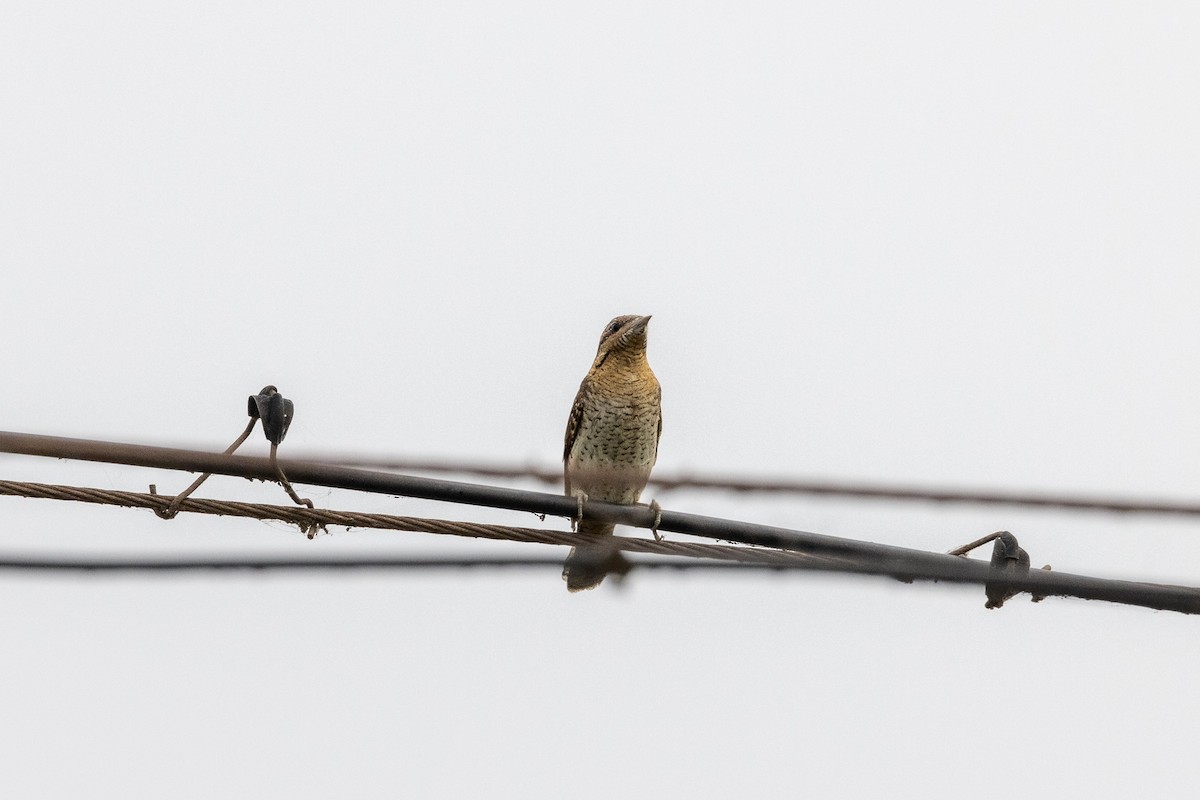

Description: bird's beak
[636,315,652,329]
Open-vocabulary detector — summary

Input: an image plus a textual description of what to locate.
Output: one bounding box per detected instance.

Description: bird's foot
[572,491,589,532]
[649,499,664,541]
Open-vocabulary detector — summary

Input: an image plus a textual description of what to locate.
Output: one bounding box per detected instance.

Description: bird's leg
[649,499,664,541]
[572,490,589,532]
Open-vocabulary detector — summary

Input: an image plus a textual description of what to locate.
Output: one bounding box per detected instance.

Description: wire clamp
[151,386,323,537]
[950,530,1052,609]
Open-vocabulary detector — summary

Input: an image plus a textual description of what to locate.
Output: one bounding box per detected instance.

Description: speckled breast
[566,369,661,504]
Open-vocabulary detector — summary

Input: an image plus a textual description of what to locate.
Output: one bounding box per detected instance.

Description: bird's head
[595,314,652,358]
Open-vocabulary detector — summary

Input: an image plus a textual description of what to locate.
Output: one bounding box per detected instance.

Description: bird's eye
[606,322,621,335]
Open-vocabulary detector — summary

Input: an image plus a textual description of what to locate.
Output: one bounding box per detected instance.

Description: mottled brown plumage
[562,314,662,591]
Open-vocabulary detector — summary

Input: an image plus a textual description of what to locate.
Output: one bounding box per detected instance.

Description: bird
[561,314,662,591]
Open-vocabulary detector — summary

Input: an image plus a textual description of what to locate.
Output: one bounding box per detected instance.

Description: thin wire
[287,451,1200,517]
[155,418,257,518]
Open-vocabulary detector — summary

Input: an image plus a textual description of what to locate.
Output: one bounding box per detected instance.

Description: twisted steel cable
[2,474,1199,614]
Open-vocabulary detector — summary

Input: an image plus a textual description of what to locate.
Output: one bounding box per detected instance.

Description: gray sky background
[3,3,1198,797]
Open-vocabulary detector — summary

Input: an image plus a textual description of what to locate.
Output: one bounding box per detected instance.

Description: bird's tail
[562,521,631,592]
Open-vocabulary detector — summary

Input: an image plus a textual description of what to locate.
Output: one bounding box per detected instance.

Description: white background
[2,3,1198,797]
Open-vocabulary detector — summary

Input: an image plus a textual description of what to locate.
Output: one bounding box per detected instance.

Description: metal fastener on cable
[949,530,1052,609]
[150,386,322,537]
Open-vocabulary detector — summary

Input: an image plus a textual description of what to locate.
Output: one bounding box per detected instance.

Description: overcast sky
[3,3,1199,797]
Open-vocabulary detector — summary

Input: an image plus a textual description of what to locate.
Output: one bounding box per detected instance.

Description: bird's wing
[562,379,589,495]
[654,383,663,459]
